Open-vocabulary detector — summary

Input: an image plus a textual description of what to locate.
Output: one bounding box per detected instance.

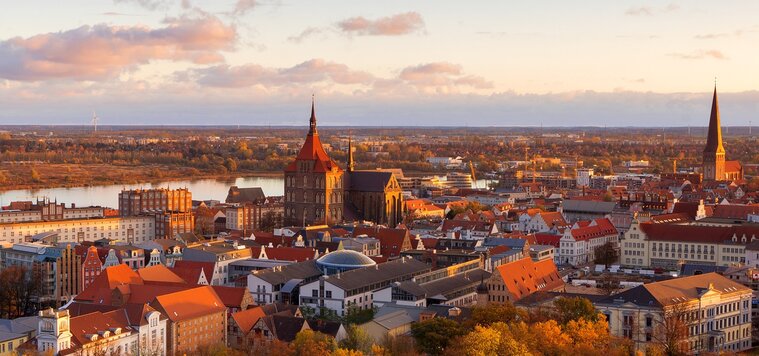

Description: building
[299,257,431,316]
[225,201,284,235]
[0,200,104,224]
[557,218,618,265]
[595,273,752,353]
[150,286,227,355]
[702,85,742,181]
[619,219,756,270]
[118,188,192,216]
[0,242,82,305]
[181,241,252,285]
[283,101,405,227]
[284,100,345,226]
[35,308,139,356]
[560,199,615,223]
[482,257,564,304]
[0,316,37,356]
[154,211,194,239]
[247,260,323,304]
[0,215,156,245]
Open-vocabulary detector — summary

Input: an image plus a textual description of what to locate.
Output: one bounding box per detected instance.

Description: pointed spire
[309,94,317,135]
[348,135,355,172]
[704,82,724,154]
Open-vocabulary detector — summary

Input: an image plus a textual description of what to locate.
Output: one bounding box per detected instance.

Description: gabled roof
[211,286,249,308]
[568,218,617,242]
[262,315,307,342]
[639,222,759,244]
[284,102,342,173]
[76,264,143,304]
[152,286,226,322]
[171,260,215,281]
[137,264,186,284]
[226,186,266,204]
[348,171,395,192]
[324,257,430,292]
[711,204,759,220]
[561,200,616,213]
[494,257,563,301]
[68,311,133,349]
[231,306,266,334]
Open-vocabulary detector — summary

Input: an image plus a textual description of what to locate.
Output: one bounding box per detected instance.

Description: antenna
[91,112,99,133]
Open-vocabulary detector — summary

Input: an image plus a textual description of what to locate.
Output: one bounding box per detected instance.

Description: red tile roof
[211,286,250,308]
[639,222,759,244]
[231,306,266,334]
[569,218,617,242]
[534,233,561,247]
[494,257,563,301]
[251,246,317,262]
[711,204,759,220]
[137,265,187,285]
[76,264,143,304]
[151,286,226,322]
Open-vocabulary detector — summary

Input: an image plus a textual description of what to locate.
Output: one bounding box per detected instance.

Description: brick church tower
[283,98,344,226]
[703,85,725,181]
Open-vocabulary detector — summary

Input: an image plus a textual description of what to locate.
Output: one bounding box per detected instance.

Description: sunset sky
[1,1,758,126]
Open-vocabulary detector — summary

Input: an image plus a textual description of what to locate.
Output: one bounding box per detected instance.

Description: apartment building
[595,273,752,353]
[0,216,155,245]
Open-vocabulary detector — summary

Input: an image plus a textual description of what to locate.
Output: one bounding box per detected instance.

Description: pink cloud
[0,14,236,81]
[337,12,425,36]
[189,59,376,88]
[399,62,492,89]
[668,49,727,60]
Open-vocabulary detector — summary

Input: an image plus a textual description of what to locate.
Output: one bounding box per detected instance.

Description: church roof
[285,100,343,173]
[704,85,725,154]
[349,171,394,192]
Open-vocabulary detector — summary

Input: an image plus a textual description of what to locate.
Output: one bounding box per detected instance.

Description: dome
[316,249,376,271]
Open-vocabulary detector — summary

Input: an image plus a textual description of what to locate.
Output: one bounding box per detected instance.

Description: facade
[345,169,404,227]
[0,216,155,245]
[181,241,252,285]
[154,211,194,239]
[284,101,344,226]
[299,257,430,316]
[118,188,192,216]
[81,246,104,290]
[557,218,618,265]
[620,219,754,270]
[150,286,227,356]
[595,273,752,353]
[225,202,285,235]
[0,242,82,305]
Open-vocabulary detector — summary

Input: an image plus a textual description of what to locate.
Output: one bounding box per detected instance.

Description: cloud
[187,59,376,88]
[113,0,173,11]
[287,27,325,43]
[0,14,236,81]
[337,12,425,36]
[233,0,256,16]
[668,50,727,60]
[625,3,678,16]
[398,62,493,89]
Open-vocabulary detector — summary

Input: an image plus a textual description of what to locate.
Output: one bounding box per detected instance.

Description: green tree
[410,317,465,355]
[468,302,524,327]
[553,297,599,325]
[593,241,618,267]
[339,325,374,354]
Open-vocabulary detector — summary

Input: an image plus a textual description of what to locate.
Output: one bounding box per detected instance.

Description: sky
[0,0,758,127]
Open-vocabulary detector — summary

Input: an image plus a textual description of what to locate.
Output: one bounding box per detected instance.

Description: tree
[553,297,599,324]
[652,303,691,356]
[344,304,376,325]
[339,325,374,354]
[290,330,337,356]
[598,274,622,296]
[594,241,618,267]
[410,317,465,355]
[225,158,238,172]
[30,168,42,183]
[467,302,524,328]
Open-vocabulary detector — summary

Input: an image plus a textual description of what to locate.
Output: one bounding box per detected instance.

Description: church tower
[703,85,725,181]
[284,98,344,226]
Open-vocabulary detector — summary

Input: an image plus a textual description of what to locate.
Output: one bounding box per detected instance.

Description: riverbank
[0,163,283,192]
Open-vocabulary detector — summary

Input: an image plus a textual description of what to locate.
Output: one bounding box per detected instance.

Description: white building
[576,168,594,187]
[595,273,752,353]
[557,218,618,265]
[0,216,155,245]
[299,257,430,317]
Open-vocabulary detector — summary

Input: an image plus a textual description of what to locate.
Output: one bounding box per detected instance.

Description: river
[0,176,496,209]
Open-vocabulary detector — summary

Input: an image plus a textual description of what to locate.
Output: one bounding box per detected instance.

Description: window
[326,291,332,298]
[312,290,318,297]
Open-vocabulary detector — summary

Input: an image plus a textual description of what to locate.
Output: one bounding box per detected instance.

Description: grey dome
[316,249,376,270]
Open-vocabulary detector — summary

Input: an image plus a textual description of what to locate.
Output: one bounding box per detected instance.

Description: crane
[469,161,477,189]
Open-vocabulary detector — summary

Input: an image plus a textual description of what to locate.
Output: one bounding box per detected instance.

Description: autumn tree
[290,330,337,356]
[410,317,465,355]
[467,302,525,328]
